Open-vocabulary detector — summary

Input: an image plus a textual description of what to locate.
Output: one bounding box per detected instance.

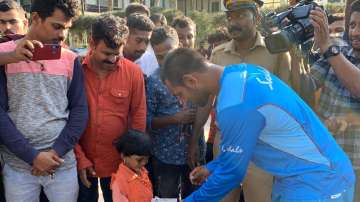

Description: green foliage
[71,15,97,34]
[73,5,310,48]
[161,9,184,24]
[150,7,165,14]
[68,8,223,48]
[110,10,125,17]
[188,10,218,44]
[325,3,345,14]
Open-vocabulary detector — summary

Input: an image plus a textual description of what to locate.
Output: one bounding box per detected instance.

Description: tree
[81,0,85,15]
[108,0,113,11]
[345,0,355,35]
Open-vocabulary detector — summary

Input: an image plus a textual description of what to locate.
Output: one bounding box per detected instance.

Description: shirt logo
[221,145,244,154]
[255,70,274,91]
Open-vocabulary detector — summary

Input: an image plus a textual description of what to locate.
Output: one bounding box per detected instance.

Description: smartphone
[31,44,61,61]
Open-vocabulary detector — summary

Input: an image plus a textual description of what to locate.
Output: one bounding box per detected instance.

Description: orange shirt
[75,56,146,177]
[111,163,153,202]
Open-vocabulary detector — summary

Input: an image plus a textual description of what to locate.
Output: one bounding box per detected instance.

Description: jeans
[151,157,196,198]
[77,176,112,202]
[3,164,78,202]
[272,185,354,202]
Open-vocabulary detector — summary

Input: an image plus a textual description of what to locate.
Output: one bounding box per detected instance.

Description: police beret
[223,0,264,11]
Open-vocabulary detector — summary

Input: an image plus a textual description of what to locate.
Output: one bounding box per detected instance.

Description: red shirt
[75,56,146,177]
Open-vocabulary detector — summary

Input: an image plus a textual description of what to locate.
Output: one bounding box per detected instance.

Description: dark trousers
[0,172,5,202]
[40,189,49,202]
[78,177,112,202]
[205,143,214,163]
[151,157,196,199]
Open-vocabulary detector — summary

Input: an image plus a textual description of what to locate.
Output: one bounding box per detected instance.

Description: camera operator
[291,1,360,201]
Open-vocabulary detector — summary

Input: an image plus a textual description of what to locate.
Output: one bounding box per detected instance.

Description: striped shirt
[0,40,88,171]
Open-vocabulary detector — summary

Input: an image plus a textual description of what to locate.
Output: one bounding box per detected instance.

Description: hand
[10,38,43,62]
[189,166,210,185]
[32,150,64,173]
[310,7,330,54]
[174,108,196,124]
[79,166,96,188]
[325,116,349,134]
[187,137,200,169]
[31,167,49,176]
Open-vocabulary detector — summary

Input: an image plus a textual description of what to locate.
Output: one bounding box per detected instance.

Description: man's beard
[3,29,14,35]
[194,90,211,107]
[350,36,360,51]
[123,50,145,62]
[101,59,118,71]
[228,26,252,41]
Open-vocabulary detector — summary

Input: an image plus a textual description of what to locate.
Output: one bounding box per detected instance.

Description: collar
[224,32,265,54]
[118,163,148,183]
[82,54,90,66]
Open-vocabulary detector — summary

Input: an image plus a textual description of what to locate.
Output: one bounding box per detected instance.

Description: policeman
[209,0,292,202]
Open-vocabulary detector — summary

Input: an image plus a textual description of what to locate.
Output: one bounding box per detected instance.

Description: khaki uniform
[210,32,291,202]
[210,32,291,85]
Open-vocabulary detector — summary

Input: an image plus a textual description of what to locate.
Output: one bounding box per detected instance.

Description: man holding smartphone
[0,0,88,201]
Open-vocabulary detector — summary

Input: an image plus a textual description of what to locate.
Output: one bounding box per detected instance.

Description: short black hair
[351,0,360,15]
[151,25,178,46]
[91,14,128,49]
[31,0,80,20]
[125,3,150,17]
[171,15,196,31]
[113,130,152,157]
[160,48,206,85]
[207,27,230,44]
[150,13,167,26]
[0,0,26,18]
[126,13,154,32]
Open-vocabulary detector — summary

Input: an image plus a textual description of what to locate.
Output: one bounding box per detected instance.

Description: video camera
[263,0,322,54]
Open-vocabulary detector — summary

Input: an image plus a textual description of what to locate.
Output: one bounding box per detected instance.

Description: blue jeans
[77,177,112,202]
[3,164,78,202]
[272,185,354,202]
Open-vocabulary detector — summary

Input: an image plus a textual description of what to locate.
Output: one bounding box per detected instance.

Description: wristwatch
[322,45,340,59]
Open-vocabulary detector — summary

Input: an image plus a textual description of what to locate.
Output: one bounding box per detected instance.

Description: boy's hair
[126,13,154,32]
[150,13,167,26]
[91,14,128,49]
[351,0,360,15]
[0,0,26,18]
[160,48,206,85]
[125,3,150,17]
[114,130,152,157]
[31,0,81,20]
[150,25,178,46]
[171,15,196,31]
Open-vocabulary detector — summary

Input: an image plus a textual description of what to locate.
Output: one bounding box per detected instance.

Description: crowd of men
[0,0,359,201]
